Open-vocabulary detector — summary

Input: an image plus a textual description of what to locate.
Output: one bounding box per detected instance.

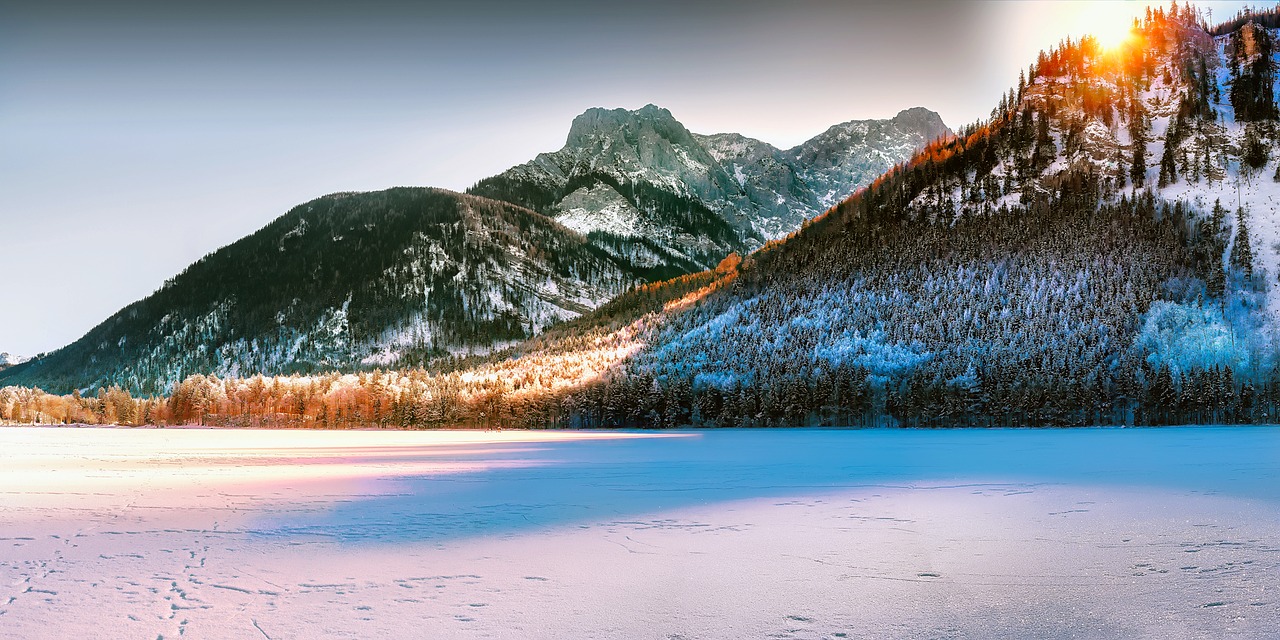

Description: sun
[1093,19,1136,50]
[1084,2,1140,50]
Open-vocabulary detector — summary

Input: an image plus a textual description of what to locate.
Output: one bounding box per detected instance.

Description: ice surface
[0,426,1277,639]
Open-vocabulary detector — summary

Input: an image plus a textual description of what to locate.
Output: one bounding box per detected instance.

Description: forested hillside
[579,4,1280,428]
[0,189,642,395]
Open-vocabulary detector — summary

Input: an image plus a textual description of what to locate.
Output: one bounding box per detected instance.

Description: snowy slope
[1151,29,1280,336]
[897,15,1280,343]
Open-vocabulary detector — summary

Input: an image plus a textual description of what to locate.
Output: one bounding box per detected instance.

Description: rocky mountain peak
[891,106,952,141]
[565,104,693,149]
[469,103,949,276]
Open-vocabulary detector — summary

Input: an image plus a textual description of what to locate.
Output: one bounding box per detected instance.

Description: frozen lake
[1,426,1277,638]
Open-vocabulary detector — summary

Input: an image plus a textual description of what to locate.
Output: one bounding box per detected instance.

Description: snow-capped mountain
[0,353,26,370]
[469,104,949,272]
[1,189,643,394]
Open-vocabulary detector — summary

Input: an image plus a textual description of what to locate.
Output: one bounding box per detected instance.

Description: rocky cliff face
[789,107,953,209]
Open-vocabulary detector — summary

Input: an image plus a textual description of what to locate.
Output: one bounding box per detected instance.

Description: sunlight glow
[1092,15,1137,51]
[1007,2,1148,55]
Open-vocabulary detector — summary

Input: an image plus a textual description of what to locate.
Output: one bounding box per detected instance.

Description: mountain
[468,104,950,273]
[406,5,1280,429]
[1,189,643,394]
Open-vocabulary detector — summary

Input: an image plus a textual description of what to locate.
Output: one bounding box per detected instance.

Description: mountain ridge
[2,106,944,395]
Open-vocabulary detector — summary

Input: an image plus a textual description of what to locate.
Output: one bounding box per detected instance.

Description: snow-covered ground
[1,426,1277,639]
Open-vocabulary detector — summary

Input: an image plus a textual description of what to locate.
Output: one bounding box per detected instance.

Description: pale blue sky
[0,1,1259,356]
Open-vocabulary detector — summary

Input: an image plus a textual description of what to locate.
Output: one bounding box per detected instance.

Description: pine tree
[1129,97,1148,188]
[1243,124,1268,169]
[1033,114,1056,172]
[1151,364,1177,425]
[1232,207,1254,280]
[1204,199,1229,297]
[1159,112,1181,187]
[1159,139,1178,186]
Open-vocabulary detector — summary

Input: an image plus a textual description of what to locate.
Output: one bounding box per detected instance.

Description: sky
[0,0,1263,357]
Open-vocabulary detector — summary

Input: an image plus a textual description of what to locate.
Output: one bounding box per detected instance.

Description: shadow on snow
[246,426,1280,545]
